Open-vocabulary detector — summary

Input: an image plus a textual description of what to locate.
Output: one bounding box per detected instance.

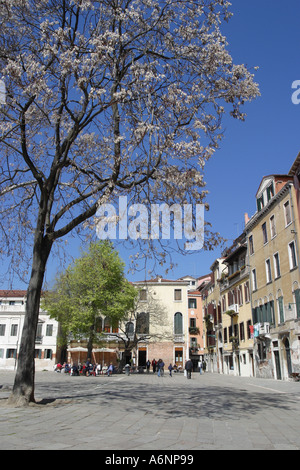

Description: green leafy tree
[42,241,137,361]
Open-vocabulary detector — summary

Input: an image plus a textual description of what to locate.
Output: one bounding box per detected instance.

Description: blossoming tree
[0,0,259,405]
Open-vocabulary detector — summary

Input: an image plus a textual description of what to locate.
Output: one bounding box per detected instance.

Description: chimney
[244,213,250,225]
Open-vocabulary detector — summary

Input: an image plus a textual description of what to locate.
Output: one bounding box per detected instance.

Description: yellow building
[245,174,300,380]
[219,234,254,377]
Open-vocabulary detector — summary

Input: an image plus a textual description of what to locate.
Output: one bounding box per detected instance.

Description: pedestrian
[125,363,130,376]
[108,363,114,376]
[157,359,161,377]
[199,360,203,375]
[168,363,173,377]
[185,358,193,379]
[85,358,91,376]
[146,359,151,373]
[152,359,157,374]
[203,360,206,373]
[160,359,165,376]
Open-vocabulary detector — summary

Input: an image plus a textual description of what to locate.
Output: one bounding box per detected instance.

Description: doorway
[274,350,282,380]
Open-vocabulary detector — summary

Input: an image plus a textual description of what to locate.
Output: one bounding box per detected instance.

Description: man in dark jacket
[185,359,193,379]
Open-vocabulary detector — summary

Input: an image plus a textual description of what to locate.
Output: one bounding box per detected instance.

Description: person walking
[185,359,193,379]
[199,360,203,375]
[168,363,173,377]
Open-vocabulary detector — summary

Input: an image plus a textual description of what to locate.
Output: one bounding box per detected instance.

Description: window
[136,312,149,334]
[188,298,197,309]
[223,327,228,343]
[267,183,274,201]
[239,322,245,341]
[257,195,264,212]
[174,312,183,334]
[190,318,196,328]
[288,241,297,270]
[103,317,119,333]
[274,253,281,279]
[247,320,252,340]
[125,321,134,335]
[252,269,257,291]
[258,341,266,361]
[222,295,226,312]
[295,289,300,319]
[244,282,250,303]
[139,289,147,301]
[174,289,182,301]
[284,200,292,226]
[10,324,18,336]
[237,286,243,306]
[9,301,15,306]
[6,349,17,359]
[270,215,276,238]
[278,296,284,324]
[46,324,53,336]
[262,222,268,244]
[265,259,272,283]
[44,349,53,359]
[249,235,254,255]
[0,324,6,336]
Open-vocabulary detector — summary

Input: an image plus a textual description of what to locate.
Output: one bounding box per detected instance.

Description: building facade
[0,290,58,371]
[245,174,300,380]
[220,235,254,377]
[133,278,190,369]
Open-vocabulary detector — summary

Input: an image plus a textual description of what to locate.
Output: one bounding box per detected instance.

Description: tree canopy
[42,241,137,358]
[0,0,259,405]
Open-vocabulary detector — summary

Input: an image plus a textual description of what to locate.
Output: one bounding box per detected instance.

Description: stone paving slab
[0,370,300,450]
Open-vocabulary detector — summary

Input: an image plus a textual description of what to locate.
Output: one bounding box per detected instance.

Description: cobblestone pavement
[0,370,300,450]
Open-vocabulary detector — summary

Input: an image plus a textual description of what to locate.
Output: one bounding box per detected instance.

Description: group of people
[54,360,115,376]
[145,358,207,379]
[145,359,182,377]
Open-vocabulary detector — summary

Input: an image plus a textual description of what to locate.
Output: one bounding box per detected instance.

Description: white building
[0,290,58,371]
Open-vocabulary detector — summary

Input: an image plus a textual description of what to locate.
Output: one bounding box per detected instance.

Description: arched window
[103,317,118,333]
[125,322,134,335]
[136,312,149,334]
[174,312,183,334]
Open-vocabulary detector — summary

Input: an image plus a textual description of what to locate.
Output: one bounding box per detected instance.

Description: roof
[0,290,27,298]
[289,151,300,176]
[255,175,293,198]
[245,181,293,231]
[134,278,189,285]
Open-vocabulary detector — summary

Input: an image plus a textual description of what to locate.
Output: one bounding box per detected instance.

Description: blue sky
[147,0,300,281]
[3,0,300,289]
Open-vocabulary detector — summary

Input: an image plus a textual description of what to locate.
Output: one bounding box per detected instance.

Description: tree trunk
[8,234,52,406]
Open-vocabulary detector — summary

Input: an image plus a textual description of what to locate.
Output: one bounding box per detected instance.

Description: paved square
[0,370,300,450]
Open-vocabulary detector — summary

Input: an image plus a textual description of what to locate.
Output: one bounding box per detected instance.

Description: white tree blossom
[0,0,259,405]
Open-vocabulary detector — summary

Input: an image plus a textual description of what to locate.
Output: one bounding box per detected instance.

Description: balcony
[189,326,200,335]
[259,322,270,335]
[207,334,216,348]
[174,334,184,343]
[225,304,239,317]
